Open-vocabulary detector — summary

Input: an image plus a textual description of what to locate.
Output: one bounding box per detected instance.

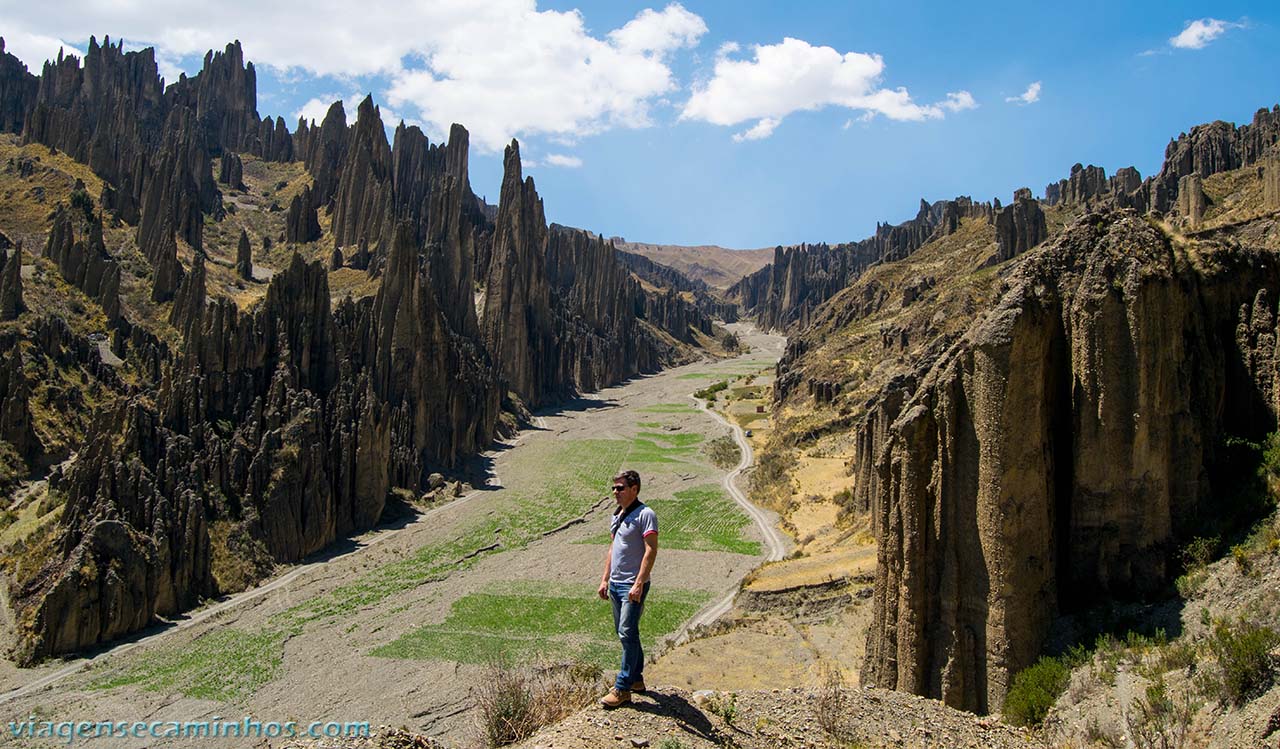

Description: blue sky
[3,2,1277,247]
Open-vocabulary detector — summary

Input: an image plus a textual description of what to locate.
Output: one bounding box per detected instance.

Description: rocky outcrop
[991,192,1047,264]
[544,225,666,384]
[236,229,253,280]
[1149,107,1280,212]
[330,96,392,266]
[1178,174,1206,227]
[23,37,166,224]
[285,185,322,244]
[15,253,390,661]
[41,206,122,322]
[136,104,219,256]
[1044,163,1109,207]
[0,344,40,466]
[0,245,23,320]
[219,151,244,188]
[481,141,554,405]
[1263,153,1280,211]
[0,38,38,134]
[300,101,348,207]
[165,41,258,157]
[367,223,500,478]
[730,198,984,331]
[169,252,205,335]
[149,230,182,303]
[617,248,738,324]
[857,210,1280,714]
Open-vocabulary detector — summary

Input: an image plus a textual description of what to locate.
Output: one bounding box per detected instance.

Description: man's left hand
[628,583,643,602]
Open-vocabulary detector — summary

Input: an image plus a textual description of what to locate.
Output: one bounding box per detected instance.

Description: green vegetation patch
[372,582,708,667]
[578,485,760,556]
[1003,655,1071,727]
[637,402,699,414]
[628,430,705,464]
[88,627,284,703]
[637,431,704,448]
[703,435,741,470]
[694,381,729,400]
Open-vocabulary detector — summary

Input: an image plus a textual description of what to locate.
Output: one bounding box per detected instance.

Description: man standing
[597,469,658,708]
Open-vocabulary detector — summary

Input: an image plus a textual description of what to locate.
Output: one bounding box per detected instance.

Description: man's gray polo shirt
[609,501,658,585]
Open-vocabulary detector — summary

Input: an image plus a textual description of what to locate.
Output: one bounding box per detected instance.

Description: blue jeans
[608,580,650,691]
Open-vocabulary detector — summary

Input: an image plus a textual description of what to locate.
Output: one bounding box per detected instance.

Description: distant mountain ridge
[611,238,774,290]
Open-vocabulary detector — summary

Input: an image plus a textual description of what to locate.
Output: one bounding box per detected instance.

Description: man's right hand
[597,580,608,600]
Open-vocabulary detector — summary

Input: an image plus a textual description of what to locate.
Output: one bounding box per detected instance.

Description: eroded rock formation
[285,185,321,244]
[0,245,23,320]
[219,151,244,188]
[330,96,392,266]
[730,197,991,331]
[1178,174,1206,227]
[1264,153,1280,211]
[236,229,253,280]
[42,206,121,321]
[991,192,1048,264]
[0,38,38,134]
[857,211,1280,714]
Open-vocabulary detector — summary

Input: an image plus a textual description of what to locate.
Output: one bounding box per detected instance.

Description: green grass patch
[637,421,663,428]
[628,430,704,464]
[676,371,761,380]
[637,432,704,448]
[88,627,284,703]
[371,582,709,667]
[578,485,760,556]
[637,403,699,414]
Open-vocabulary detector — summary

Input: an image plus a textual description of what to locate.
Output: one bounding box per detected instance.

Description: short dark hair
[613,469,641,493]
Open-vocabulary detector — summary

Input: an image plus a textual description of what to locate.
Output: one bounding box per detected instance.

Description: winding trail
[673,387,788,641]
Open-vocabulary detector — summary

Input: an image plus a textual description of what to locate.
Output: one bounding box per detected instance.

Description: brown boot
[600,688,631,708]
[630,679,646,693]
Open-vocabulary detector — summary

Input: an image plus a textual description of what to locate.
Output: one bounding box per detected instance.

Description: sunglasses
[612,485,627,492]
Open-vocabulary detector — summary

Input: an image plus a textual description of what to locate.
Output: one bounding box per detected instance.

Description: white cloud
[0,29,82,69]
[608,5,706,55]
[732,117,779,142]
[0,1,707,151]
[681,37,973,140]
[293,92,365,127]
[939,90,977,112]
[543,153,583,168]
[1170,18,1240,50]
[1005,81,1041,105]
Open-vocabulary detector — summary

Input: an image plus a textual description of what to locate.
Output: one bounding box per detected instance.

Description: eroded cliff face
[729,197,995,331]
[856,211,1280,713]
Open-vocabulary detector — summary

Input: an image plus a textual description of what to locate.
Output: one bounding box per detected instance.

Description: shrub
[720,331,741,352]
[694,380,729,401]
[703,435,741,469]
[706,693,738,726]
[1179,536,1218,570]
[1206,619,1280,706]
[813,663,848,739]
[1003,656,1070,727]
[473,659,602,746]
[1125,675,1199,749]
